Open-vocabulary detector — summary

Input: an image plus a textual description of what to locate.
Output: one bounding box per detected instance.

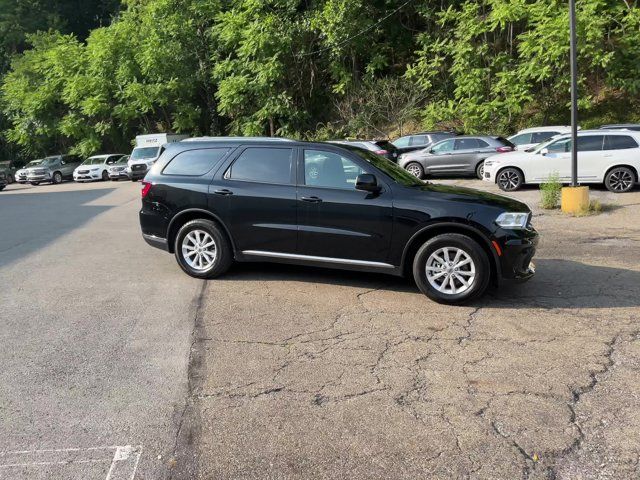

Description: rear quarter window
[604,135,638,150]
[162,148,229,176]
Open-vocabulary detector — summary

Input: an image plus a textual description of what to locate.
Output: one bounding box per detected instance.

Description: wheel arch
[401,222,500,283]
[495,165,526,184]
[166,208,236,255]
[604,164,639,183]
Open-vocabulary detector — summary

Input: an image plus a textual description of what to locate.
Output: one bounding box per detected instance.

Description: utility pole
[569,0,578,186]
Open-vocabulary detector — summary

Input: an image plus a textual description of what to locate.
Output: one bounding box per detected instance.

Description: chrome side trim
[242,250,395,269]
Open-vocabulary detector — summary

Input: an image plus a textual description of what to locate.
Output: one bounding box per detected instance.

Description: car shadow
[0,187,116,269]
[221,258,640,309]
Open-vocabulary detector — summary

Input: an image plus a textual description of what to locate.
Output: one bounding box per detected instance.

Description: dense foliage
[1,0,640,159]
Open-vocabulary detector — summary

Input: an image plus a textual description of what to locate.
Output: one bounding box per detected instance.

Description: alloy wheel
[608,169,633,192]
[498,170,520,191]
[181,229,217,271]
[406,163,423,178]
[425,247,476,295]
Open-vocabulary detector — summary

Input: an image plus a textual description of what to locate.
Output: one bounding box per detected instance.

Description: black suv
[139,139,537,304]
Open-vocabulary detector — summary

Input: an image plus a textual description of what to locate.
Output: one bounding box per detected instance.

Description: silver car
[26,154,83,185]
[398,135,514,179]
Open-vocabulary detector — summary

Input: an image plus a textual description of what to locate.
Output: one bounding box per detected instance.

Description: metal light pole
[569,0,579,186]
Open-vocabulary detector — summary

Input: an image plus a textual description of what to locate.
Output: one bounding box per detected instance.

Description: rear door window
[577,135,605,152]
[226,147,294,184]
[393,136,410,148]
[604,135,638,150]
[454,138,480,150]
[163,148,229,176]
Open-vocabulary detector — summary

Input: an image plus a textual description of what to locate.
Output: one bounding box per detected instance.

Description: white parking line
[0,445,142,480]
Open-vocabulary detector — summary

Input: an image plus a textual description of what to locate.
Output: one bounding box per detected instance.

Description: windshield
[117,156,129,164]
[528,135,567,153]
[131,147,160,160]
[342,145,424,187]
[82,157,104,165]
[27,160,43,167]
[42,157,59,165]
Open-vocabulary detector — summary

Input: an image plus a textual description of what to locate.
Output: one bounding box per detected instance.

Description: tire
[131,177,137,182]
[174,219,233,279]
[101,170,109,181]
[7,174,14,184]
[496,168,523,192]
[112,178,119,182]
[475,161,485,180]
[604,166,635,193]
[30,182,40,186]
[405,162,424,179]
[52,171,62,184]
[0,186,5,191]
[413,233,491,305]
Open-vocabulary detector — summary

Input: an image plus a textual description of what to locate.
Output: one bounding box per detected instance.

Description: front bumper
[496,226,538,282]
[109,171,129,179]
[74,172,102,182]
[129,165,149,179]
[27,173,51,182]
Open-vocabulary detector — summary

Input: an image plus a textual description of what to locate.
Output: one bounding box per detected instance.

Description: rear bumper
[142,233,169,251]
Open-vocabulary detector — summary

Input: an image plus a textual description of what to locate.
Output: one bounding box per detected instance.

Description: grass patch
[539,173,561,209]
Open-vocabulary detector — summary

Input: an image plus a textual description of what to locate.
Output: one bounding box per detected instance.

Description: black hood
[416,183,531,212]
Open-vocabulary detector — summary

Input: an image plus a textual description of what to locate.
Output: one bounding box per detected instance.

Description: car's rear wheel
[405,162,424,179]
[475,161,485,180]
[52,171,62,184]
[497,168,523,191]
[174,219,232,279]
[604,167,635,193]
[413,233,490,305]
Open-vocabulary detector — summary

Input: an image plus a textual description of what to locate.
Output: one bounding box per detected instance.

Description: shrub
[540,173,562,209]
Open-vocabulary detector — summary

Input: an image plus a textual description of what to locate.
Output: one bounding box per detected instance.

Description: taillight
[141,181,152,198]
[496,146,513,153]
[375,149,388,155]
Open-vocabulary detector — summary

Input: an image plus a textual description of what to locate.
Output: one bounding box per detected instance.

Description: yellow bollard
[561,186,590,214]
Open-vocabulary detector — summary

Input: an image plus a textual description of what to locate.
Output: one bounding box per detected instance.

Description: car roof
[182,136,295,143]
[515,126,572,134]
[553,129,640,138]
[600,123,640,128]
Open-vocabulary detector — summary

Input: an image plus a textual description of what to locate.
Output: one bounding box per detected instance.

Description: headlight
[90,167,100,171]
[484,160,495,167]
[495,212,529,229]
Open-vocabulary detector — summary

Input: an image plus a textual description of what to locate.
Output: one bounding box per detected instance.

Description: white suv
[484,130,640,193]
[507,126,572,151]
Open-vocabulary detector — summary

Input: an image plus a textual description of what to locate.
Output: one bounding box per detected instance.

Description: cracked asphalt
[173,181,640,480]
[1,179,639,479]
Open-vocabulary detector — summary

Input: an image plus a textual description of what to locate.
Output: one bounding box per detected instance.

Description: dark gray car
[398,136,514,179]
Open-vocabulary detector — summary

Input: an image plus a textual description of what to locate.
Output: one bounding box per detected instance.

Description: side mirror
[355,173,381,193]
[540,148,549,156]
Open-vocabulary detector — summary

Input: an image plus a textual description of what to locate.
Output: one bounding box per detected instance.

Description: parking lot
[1,179,639,479]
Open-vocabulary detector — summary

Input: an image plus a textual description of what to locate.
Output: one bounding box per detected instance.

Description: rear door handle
[300,196,322,203]
[214,189,233,196]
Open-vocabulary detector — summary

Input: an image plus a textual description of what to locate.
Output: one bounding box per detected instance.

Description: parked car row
[389,124,640,193]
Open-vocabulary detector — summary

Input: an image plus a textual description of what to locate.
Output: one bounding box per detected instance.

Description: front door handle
[300,196,322,203]
[214,189,233,196]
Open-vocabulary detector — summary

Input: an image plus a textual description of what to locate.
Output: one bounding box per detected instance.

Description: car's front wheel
[101,170,109,181]
[405,162,424,179]
[30,182,40,186]
[497,168,523,191]
[52,171,62,184]
[174,219,233,279]
[604,166,635,193]
[413,233,490,304]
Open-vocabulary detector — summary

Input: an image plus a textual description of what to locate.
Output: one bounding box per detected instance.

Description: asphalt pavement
[0,180,201,480]
[1,179,639,480]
